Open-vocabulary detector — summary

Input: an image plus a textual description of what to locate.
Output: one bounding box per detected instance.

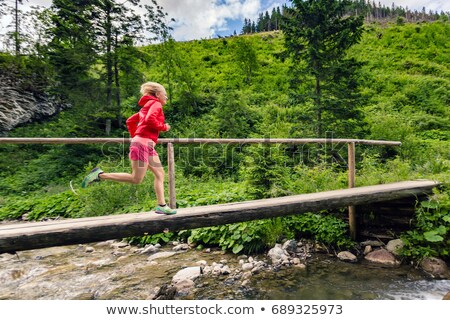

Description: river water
[1,240,449,300]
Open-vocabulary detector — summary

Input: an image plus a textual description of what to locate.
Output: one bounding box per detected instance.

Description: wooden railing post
[167,142,176,209]
[348,142,357,240]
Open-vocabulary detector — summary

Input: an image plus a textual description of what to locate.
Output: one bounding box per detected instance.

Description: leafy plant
[187,219,289,254]
[240,144,291,199]
[400,187,450,261]
[284,213,355,249]
[0,191,82,221]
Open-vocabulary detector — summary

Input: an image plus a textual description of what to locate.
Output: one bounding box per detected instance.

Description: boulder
[242,263,254,272]
[220,265,231,275]
[147,251,178,261]
[360,240,384,247]
[139,245,158,254]
[268,244,289,264]
[173,279,195,296]
[173,244,190,251]
[420,257,449,279]
[364,248,400,266]
[337,251,358,263]
[154,284,177,300]
[172,267,202,284]
[386,239,404,256]
[282,240,297,254]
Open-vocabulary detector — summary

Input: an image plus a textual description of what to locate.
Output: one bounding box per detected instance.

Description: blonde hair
[140,82,165,96]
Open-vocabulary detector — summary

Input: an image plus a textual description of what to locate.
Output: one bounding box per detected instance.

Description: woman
[81,81,176,215]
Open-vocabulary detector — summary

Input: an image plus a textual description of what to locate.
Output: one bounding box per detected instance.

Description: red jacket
[126,95,168,143]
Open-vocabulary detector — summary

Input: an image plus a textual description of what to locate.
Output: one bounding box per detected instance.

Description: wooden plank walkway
[0,180,439,253]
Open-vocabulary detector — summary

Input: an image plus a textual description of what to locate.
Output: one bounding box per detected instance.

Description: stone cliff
[0,71,68,135]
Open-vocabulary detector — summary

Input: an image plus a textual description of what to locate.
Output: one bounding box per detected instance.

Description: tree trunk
[113,31,122,127]
[105,3,113,134]
[315,75,322,137]
[15,0,20,57]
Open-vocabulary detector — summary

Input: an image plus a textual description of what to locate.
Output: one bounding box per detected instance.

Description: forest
[242,1,449,34]
[0,0,449,262]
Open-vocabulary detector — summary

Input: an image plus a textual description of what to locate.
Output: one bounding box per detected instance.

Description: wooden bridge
[0,137,440,253]
[0,180,439,254]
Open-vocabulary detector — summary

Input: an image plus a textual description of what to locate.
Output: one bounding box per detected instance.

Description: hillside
[0,21,449,257]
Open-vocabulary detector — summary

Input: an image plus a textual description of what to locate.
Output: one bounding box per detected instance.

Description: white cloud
[157,0,263,40]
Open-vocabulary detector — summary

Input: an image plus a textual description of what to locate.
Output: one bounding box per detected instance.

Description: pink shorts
[129,141,158,164]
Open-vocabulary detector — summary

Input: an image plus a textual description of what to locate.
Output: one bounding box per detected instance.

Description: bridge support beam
[167,142,176,209]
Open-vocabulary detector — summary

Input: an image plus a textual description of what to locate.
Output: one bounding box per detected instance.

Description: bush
[0,191,82,221]
[240,144,291,199]
[284,213,355,249]
[400,187,450,261]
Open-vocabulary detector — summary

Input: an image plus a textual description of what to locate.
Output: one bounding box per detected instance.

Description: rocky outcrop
[0,73,68,135]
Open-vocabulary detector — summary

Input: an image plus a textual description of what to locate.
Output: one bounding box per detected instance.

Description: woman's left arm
[144,102,168,131]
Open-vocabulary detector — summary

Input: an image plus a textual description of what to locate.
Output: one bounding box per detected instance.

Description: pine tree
[282,0,366,137]
[44,0,98,92]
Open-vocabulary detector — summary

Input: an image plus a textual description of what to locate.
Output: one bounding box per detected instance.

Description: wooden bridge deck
[0,180,440,253]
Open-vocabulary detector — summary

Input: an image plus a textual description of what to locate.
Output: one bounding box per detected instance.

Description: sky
[4,0,450,42]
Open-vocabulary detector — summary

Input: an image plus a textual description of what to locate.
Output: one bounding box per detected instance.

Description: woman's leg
[147,155,166,205]
[100,160,147,184]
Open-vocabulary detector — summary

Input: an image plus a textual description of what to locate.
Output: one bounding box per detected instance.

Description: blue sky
[157,0,287,40]
[5,0,450,42]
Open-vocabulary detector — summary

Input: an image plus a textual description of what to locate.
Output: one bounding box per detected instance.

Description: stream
[1,240,449,300]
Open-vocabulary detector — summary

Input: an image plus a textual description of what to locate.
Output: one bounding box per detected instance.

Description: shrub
[400,187,450,261]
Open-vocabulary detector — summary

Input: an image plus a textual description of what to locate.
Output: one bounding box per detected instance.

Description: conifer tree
[282,0,366,137]
[44,0,98,92]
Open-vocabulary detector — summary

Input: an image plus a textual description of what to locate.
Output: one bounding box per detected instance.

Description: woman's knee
[131,174,145,184]
[152,168,165,181]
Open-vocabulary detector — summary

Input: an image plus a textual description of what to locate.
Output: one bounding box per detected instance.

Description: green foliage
[284,213,355,249]
[129,230,177,247]
[232,37,259,84]
[400,187,450,260]
[188,221,272,254]
[240,144,290,199]
[43,0,99,92]
[356,154,416,186]
[187,213,353,255]
[0,145,104,195]
[0,191,82,221]
[289,162,348,193]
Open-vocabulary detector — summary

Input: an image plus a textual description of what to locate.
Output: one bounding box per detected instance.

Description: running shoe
[155,205,177,215]
[81,167,104,188]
